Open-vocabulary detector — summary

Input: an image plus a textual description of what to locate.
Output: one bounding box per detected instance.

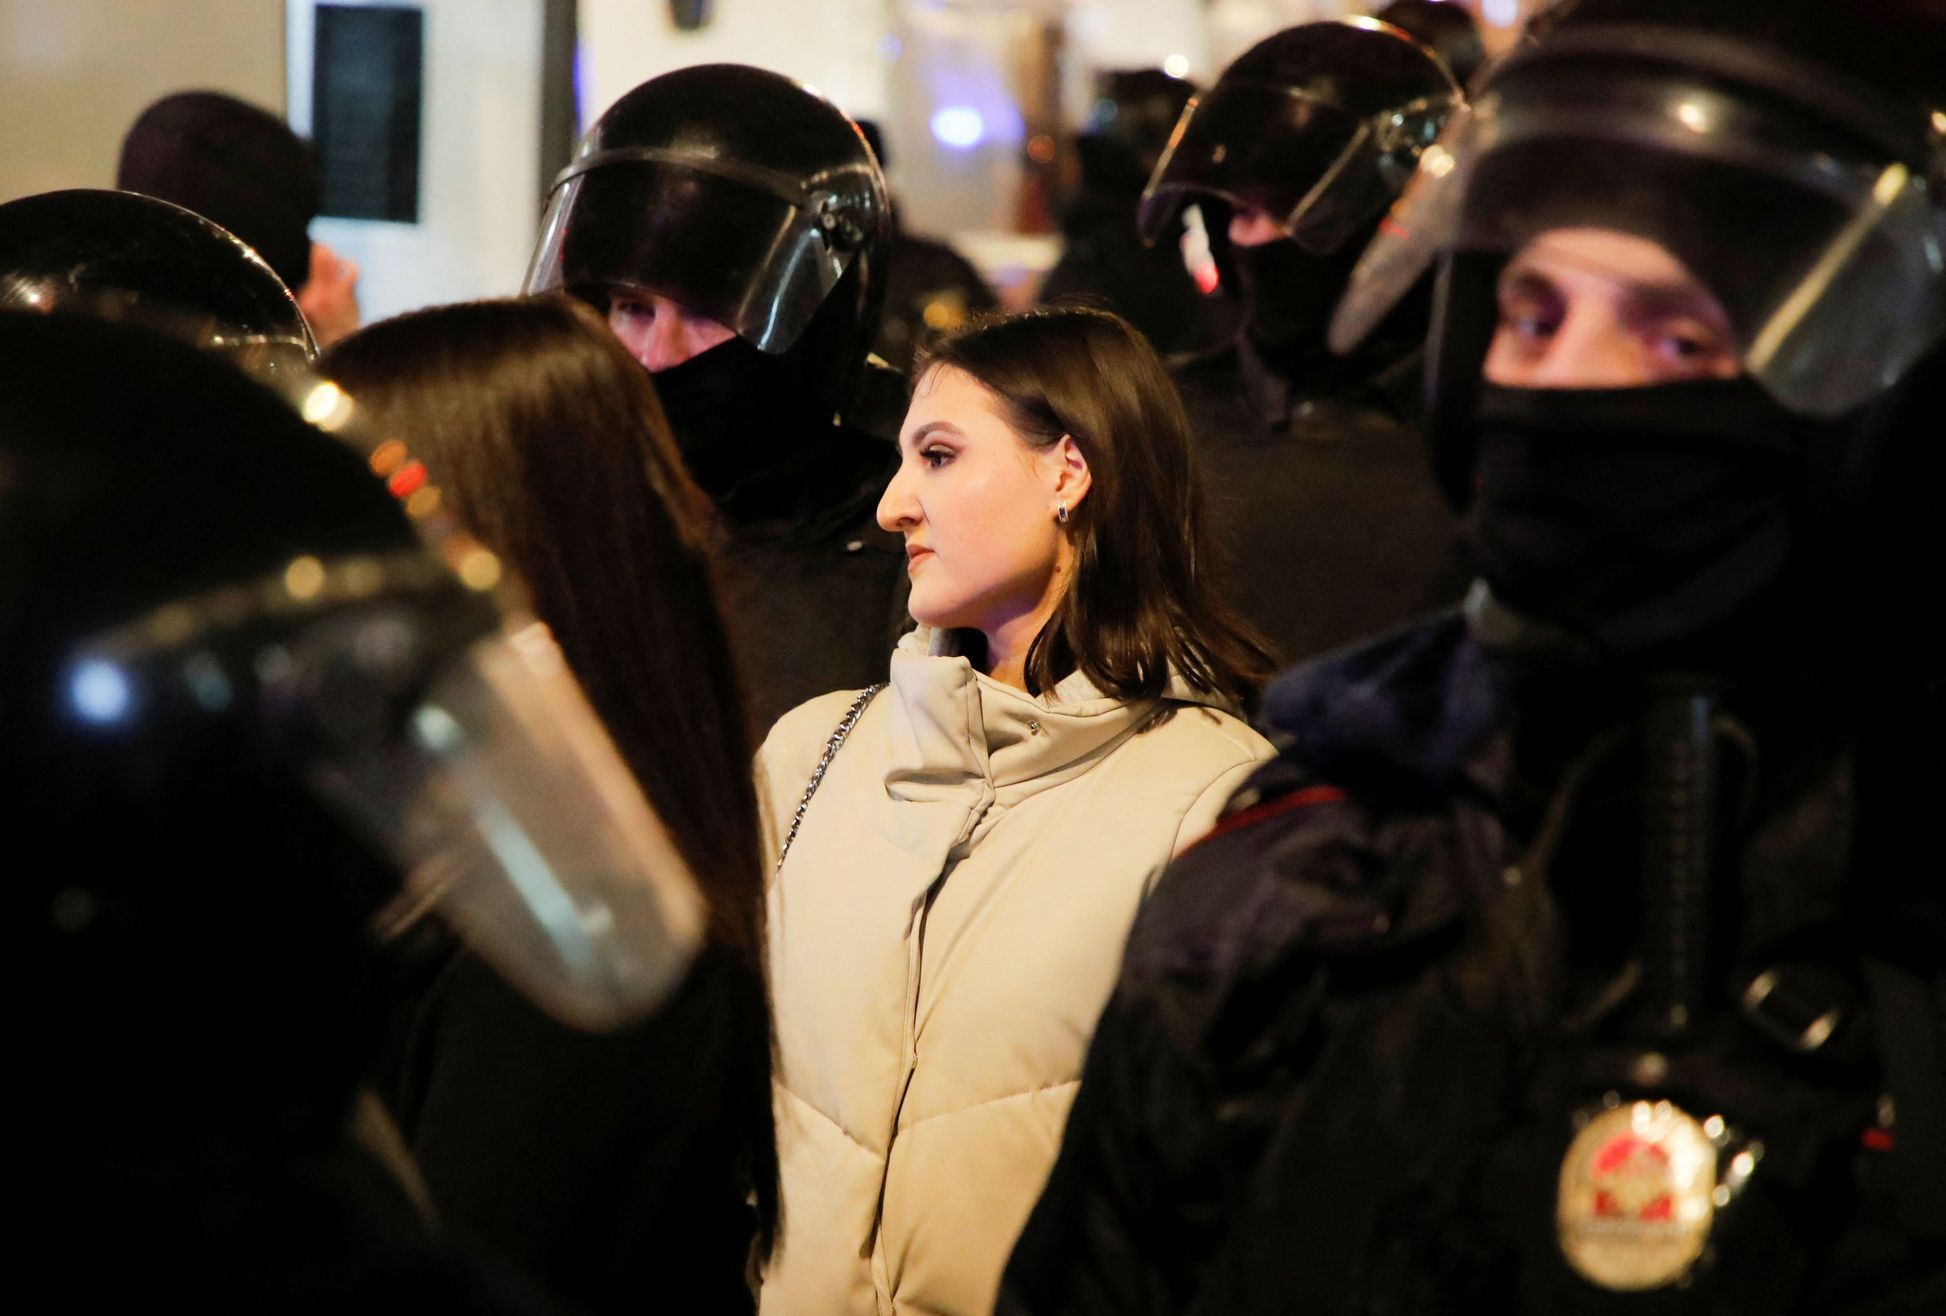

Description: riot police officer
[1141,20,1470,668]
[0,187,318,373]
[525,65,910,734]
[1001,0,1946,1309]
[3,311,704,1307]
[1038,68,1235,358]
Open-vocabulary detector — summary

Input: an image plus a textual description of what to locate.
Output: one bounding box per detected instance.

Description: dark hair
[323,293,777,1253]
[919,306,1276,706]
[117,91,320,291]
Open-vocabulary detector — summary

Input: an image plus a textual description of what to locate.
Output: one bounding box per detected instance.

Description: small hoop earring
[1056,502,1070,525]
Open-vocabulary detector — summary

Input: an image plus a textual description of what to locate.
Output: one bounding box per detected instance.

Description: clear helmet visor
[525,152,873,354]
[1331,74,1946,416]
[316,614,704,1031]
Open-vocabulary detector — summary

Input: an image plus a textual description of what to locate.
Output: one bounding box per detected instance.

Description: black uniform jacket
[382,943,770,1316]
[1174,336,1467,669]
[711,416,910,739]
[999,615,1946,1315]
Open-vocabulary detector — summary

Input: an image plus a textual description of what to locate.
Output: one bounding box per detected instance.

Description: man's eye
[612,299,653,321]
[1501,300,1561,342]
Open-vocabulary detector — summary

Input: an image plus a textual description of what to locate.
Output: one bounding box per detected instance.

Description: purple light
[931,106,986,150]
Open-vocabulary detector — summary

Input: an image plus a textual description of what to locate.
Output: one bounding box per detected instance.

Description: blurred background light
[931,105,987,150]
[71,660,133,725]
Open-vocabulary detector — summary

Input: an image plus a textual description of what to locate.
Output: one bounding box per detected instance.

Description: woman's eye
[921,446,953,469]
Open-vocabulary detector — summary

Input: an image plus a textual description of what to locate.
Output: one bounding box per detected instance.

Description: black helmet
[0,188,317,371]
[525,64,889,417]
[1137,19,1462,257]
[1335,0,1946,470]
[1077,68,1198,195]
[1374,0,1487,90]
[0,312,703,1129]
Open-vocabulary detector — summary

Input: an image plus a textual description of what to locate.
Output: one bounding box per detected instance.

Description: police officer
[1039,68,1234,358]
[525,65,909,734]
[1142,20,1470,667]
[0,187,318,373]
[1000,0,1946,1309]
[3,311,704,1308]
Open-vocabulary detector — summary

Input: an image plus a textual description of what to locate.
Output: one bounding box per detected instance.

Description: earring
[1056,502,1070,525]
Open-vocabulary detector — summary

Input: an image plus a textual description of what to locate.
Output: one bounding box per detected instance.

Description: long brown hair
[920,306,1276,707]
[324,293,777,1253]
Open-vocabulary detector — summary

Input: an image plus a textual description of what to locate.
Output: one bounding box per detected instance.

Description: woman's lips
[905,544,933,570]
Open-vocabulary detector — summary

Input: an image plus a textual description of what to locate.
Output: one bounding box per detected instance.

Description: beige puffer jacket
[755,627,1273,1316]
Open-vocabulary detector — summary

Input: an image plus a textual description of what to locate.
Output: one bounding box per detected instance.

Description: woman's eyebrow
[903,420,964,449]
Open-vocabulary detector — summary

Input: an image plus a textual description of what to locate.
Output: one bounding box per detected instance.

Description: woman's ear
[1049,433,1093,513]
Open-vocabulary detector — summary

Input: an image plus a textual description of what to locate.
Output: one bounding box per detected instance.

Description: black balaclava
[1231,236,1366,366]
[650,334,848,521]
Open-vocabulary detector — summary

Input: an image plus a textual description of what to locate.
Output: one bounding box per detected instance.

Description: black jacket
[382,944,770,1316]
[999,616,1946,1314]
[711,414,910,739]
[1173,336,1467,669]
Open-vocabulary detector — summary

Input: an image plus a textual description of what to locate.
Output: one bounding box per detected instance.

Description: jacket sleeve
[998,772,1403,1316]
[995,961,1219,1316]
[996,815,1311,1316]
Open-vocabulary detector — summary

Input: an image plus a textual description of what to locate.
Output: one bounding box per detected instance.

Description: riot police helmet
[0,188,317,372]
[0,312,704,1127]
[1136,19,1463,257]
[1078,68,1198,195]
[525,64,890,417]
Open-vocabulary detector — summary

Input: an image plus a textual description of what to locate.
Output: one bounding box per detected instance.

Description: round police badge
[1557,1100,1718,1290]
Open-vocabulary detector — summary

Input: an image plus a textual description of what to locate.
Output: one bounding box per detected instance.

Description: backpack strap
[775,683,885,875]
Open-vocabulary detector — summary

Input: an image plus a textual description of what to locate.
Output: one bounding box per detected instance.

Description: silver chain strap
[775,683,884,875]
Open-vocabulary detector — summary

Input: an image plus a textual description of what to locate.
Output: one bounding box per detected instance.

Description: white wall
[0,0,286,204]
[287,0,548,322]
[579,0,890,125]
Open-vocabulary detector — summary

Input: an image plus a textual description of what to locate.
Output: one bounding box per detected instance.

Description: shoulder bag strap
[775,683,885,875]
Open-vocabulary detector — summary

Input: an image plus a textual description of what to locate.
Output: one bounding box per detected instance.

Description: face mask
[1231,237,1363,360]
[1461,380,1809,660]
[649,335,825,505]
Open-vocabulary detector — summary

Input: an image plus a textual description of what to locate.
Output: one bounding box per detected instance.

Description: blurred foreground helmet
[0,188,316,373]
[1137,19,1462,257]
[0,313,703,1124]
[1333,0,1946,431]
[525,64,889,416]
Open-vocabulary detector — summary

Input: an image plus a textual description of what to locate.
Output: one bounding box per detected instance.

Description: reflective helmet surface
[1335,0,1946,430]
[526,64,889,412]
[0,313,703,1113]
[0,188,317,370]
[1137,19,1462,255]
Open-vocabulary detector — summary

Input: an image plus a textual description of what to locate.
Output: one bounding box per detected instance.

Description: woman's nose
[877,465,918,532]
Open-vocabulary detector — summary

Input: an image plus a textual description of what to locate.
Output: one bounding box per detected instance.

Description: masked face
[877,366,1088,647]
[1463,228,1811,660]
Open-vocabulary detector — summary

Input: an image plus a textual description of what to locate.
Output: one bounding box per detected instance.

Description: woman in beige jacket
[757,308,1277,1316]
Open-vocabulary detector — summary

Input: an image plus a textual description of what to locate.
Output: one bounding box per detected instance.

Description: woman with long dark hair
[325,293,774,1315]
[757,306,1276,1316]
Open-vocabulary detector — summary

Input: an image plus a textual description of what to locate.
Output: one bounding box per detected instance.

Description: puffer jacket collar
[874,626,1238,867]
